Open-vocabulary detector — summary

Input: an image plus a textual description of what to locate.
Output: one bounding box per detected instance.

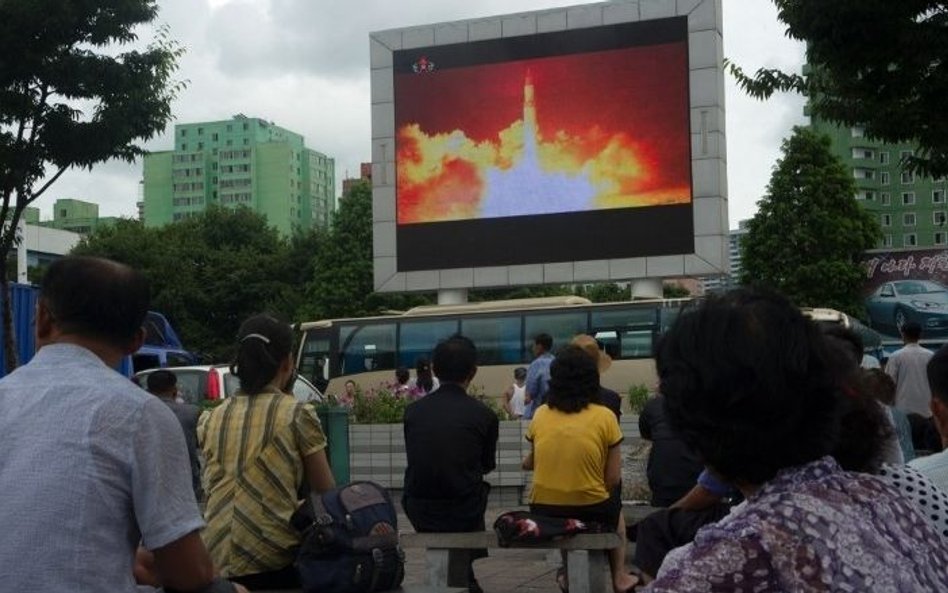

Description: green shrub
[627,384,650,415]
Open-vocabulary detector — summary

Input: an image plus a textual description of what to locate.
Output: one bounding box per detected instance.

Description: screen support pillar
[438,289,468,305]
[631,278,663,300]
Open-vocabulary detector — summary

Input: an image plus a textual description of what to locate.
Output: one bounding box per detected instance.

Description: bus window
[399,319,459,368]
[591,307,657,331]
[299,330,331,391]
[461,316,522,365]
[619,330,654,358]
[339,323,396,375]
[524,311,588,360]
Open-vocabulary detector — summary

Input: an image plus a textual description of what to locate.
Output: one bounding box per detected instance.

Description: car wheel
[894,308,908,331]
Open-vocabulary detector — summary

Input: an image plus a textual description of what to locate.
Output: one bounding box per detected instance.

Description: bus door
[298,327,332,392]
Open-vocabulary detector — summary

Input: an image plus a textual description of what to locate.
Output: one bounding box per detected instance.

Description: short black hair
[432,335,477,383]
[833,385,892,474]
[40,256,149,347]
[534,333,553,351]
[395,366,410,384]
[146,369,177,395]
[902,321,923,341]
[656,288,840,485]
[928,346,948,405]
[231,314,293,395]
[547,346,597,414]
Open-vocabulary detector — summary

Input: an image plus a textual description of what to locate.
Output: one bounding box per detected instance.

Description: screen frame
[370,0,727,292]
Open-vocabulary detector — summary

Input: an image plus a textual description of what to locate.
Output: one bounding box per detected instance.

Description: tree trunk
[0,260,18,375]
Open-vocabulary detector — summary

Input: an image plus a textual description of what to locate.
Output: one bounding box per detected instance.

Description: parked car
[134,364,324,406]
[866,280,948,334]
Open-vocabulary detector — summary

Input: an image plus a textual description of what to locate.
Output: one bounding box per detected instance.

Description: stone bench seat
[401,531,622,593]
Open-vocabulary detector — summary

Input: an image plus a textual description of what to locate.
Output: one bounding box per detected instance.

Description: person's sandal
[556,567,569,593]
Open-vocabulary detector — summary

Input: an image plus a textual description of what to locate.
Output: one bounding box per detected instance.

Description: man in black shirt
[638,394,704,506]
[402,335,499,593]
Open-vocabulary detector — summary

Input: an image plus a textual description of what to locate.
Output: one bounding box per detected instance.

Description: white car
[134,364,324,405]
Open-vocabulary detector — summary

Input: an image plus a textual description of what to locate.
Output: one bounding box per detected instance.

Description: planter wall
[347,417,643,507]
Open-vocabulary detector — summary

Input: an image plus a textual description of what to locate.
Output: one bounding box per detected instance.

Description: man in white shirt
[912,345,948,491]
[886,321,934,417]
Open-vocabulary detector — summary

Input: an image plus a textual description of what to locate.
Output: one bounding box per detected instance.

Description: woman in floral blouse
[646,289,948,592]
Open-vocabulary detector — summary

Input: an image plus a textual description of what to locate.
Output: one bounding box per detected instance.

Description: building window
[881,192,891,205]
[904,233,918,247]
[242,123,249,131]
[851,126,865,138]
[881,214,891,227]
[881,171,890,186]
[935,190,945,204]
[937,232,947,246]
[197,142,203,150]
[243,138,249,146]
[212,133,218,141]
[180,129,187,137]
[865,191,875,201]
[882,234,893,247]
[903,212,917,227]
[902,192,916,205]
[935,211,947,226]
[197,127,203,136]
[880,151,890,165]
[900,149,914,160]
[180,143,186,151]
[226,139,232,146]
[901,171,915,184]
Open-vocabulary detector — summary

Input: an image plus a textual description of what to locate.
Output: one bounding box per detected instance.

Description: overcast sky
[40,0,806,228]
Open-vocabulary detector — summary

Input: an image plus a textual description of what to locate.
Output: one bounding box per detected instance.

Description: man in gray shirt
[0,256,244,593]
[887,321,934,418]
[147,369,203,502]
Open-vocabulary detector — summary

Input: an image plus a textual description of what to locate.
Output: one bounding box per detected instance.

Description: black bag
[493,510,599,547]
[291,481,405,593]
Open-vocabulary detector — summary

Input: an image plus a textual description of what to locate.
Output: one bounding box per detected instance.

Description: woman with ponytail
[198,314,335,590]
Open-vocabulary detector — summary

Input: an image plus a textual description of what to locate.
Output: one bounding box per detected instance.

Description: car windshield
[895,281,946,295]
[169,370,207,405]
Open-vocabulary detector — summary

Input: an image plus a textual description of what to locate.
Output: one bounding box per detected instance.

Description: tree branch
[29,166,68,203]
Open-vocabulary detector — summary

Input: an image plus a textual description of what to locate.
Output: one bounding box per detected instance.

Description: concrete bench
[401,531,622,593]
[256,587,466,593]
[622,503,661,526]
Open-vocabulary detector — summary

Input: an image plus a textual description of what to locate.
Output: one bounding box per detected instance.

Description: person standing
[402,335,499,593]
[147,369,203,501]
[0,255,244,593]
[502,367,527,420]
[523,333,554,420]
[887,321,934,418]
[911,346,948,491]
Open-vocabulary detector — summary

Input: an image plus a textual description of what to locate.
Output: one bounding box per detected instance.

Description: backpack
[291,481,405,593]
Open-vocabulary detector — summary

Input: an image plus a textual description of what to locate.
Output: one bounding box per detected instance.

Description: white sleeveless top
[510,383,526,416]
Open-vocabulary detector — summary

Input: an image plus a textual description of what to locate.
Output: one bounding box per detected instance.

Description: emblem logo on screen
[412,56,435,74]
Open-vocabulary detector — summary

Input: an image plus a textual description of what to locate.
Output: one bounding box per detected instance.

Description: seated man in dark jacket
[638,394,703,506]
[402,335,499,593]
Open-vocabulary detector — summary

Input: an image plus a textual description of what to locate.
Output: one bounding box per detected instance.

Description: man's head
[927,346,948,422]
[432,334,477,385]
[532,333,553,356]
[37,256,149,354]
[902,321,923,343]
[514,366,527,384]
[146,370,178,398]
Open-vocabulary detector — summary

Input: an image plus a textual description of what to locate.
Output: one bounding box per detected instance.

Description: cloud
[33,0,806,229]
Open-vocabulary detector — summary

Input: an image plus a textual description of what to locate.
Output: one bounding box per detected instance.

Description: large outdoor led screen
[393,17,692,271]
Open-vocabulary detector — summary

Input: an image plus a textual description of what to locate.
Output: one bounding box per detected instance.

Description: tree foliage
[301,181,430,320]
[741,127,881,316]
[74,207,313,361]
[727,2,948,176]
[0,0,183,369]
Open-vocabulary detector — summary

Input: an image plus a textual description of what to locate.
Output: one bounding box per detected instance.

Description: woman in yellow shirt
[524,346,637,593]
[199,314,336,590]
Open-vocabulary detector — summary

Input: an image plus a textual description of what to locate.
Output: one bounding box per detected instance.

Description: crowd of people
[4,255,948,592]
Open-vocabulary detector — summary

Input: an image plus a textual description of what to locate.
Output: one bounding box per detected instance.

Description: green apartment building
[142,115,335,236]
[810,117,948,249]
[36,199,118,235]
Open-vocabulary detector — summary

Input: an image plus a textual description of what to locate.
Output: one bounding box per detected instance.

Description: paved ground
[398,507,636,593]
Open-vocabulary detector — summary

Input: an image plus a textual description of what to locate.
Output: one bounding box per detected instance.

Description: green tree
[302,181,430,320]
[0,0,183,370]
[727,2,948,176]
[740,127,881,315]
[74,207,302,361]
[573,283,628,303]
